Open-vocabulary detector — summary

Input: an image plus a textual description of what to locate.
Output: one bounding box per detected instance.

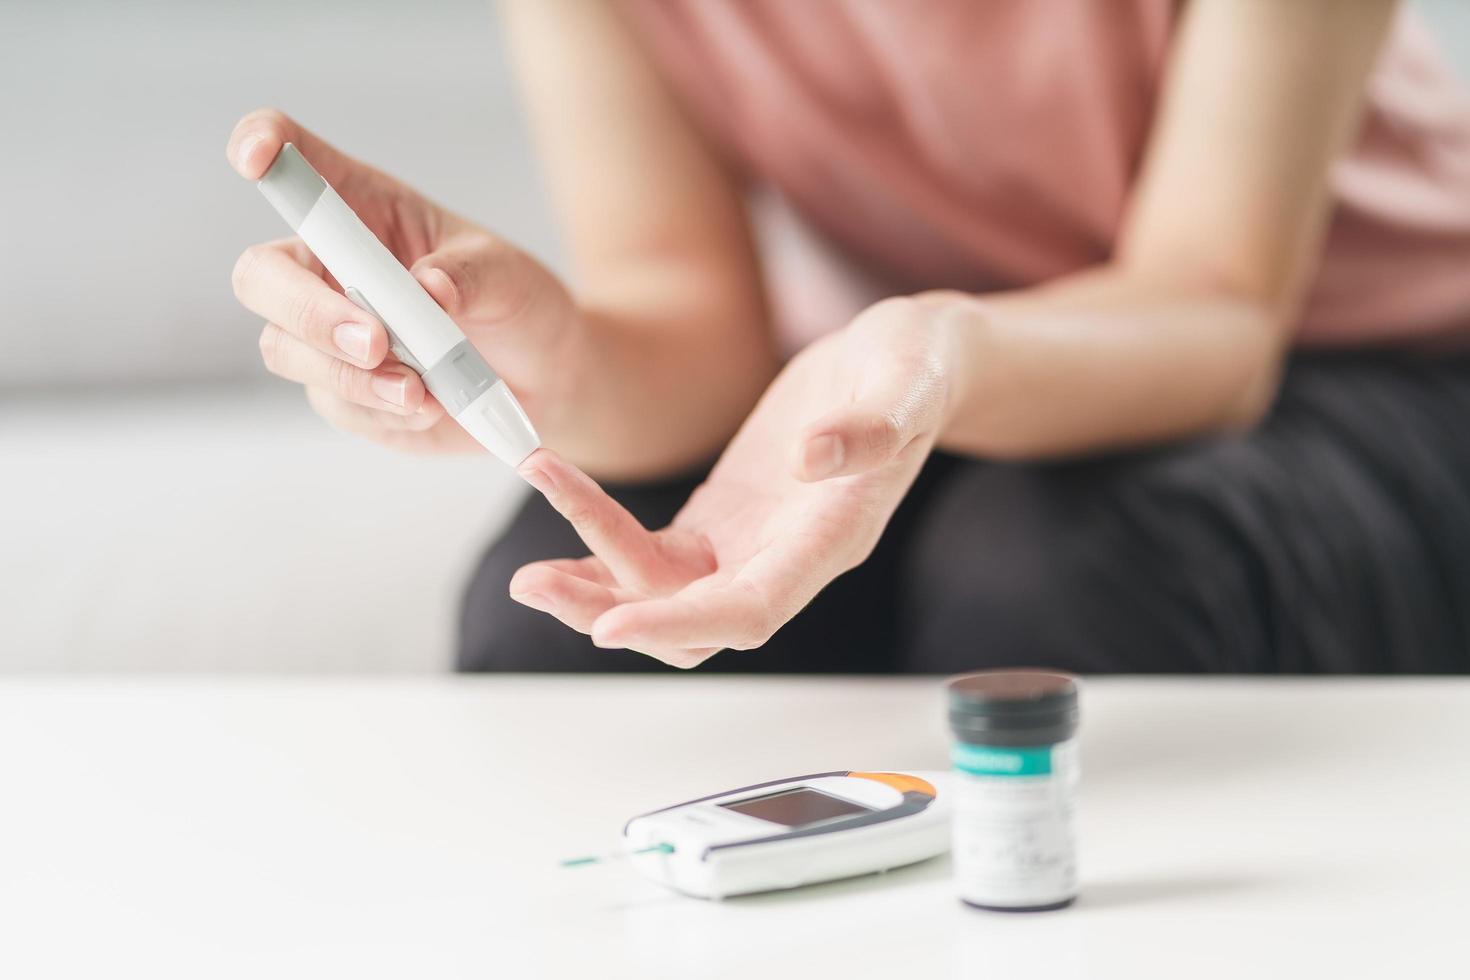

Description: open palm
[511,298,962,667]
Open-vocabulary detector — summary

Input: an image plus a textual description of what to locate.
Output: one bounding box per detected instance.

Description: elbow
[1217,307,1289,434]
[1124,263,1291,435]
[1220,368,1278,433]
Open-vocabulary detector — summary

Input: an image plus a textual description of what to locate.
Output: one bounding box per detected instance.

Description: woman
[227,0,1470,674]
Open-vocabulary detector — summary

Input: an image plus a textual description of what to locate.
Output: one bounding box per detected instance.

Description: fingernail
[333,322,373,363]
[371,372,408,408]
[520,465,556,497]
[236,133,264,172]
[803,434,845,479]
[510,591,553,612]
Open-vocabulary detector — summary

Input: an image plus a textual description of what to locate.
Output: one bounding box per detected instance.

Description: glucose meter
[622,770,949,899]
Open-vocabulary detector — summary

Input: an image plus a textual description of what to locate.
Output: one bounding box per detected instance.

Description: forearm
[547,269,778,482]
[935,265,1288,459]
[928,0,1394,461]
[503,0,778,480]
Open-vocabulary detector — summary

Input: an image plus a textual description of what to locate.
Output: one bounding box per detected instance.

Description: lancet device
[621,770,950,899]
[256,143,539,466]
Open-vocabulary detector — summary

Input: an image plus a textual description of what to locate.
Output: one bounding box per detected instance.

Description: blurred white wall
[0,0,566,388]
[1422,0,1470,70]
[0,0,555,672]
[0,1,1464,673]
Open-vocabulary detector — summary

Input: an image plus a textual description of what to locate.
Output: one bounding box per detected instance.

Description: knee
[459,536,665,672]
[456,562,534,674]
[455,491,583,671]
[456,475,702,673]
[458,545,572,672]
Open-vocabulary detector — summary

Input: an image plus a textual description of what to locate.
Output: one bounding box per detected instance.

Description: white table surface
[1,676,1466,979]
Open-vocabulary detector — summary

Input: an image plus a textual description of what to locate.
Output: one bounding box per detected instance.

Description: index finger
[516,449,699,596]
[231,238,389,368]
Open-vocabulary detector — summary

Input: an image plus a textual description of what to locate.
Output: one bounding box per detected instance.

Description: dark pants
[459,351,1470,674]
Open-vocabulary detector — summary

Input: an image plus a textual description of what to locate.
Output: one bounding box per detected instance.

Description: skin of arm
[931,0,1400,459]
[501,0,777,479]
[508,0,1407,666]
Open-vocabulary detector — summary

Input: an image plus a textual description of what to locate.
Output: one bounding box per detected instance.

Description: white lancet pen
[255,142,541,468]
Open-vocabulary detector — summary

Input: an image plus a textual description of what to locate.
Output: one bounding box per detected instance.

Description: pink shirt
[624,0,1470,352]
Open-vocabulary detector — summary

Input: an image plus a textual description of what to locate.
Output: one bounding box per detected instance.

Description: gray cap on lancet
[257,142,327,231]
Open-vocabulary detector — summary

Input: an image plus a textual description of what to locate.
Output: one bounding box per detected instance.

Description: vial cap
[946,669,1079,748]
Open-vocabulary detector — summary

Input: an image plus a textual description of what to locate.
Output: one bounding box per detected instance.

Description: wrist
[926,295,998,445]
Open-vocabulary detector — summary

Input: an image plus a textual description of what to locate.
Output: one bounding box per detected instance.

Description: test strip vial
[946,669,1080,911]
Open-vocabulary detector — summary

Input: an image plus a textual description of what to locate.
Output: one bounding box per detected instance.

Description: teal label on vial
[952,743,1053,777]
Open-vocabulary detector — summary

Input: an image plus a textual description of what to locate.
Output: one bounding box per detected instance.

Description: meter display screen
[718,787,872,827]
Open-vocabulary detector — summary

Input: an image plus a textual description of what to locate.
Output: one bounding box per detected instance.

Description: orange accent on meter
[847,771,937,797]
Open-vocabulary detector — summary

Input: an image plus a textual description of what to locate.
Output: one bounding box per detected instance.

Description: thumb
[792,379,944,482]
